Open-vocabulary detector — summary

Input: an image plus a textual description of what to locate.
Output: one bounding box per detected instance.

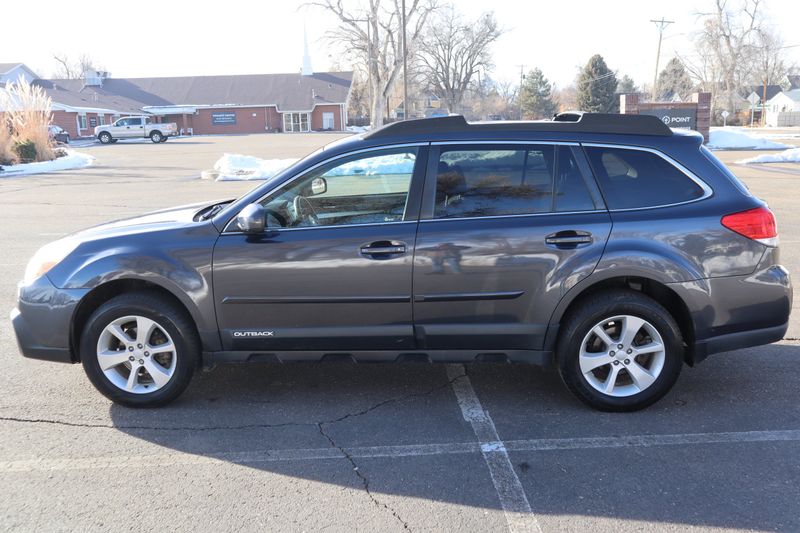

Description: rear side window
[433,145,598,219]
[584,146,705,209]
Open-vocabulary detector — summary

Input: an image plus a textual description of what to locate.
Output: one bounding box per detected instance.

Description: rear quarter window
[584,146,706,209]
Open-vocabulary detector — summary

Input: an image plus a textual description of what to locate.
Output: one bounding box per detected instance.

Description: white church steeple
[301,25,314,76]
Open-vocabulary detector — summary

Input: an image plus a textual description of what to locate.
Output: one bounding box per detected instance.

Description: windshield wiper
[200,202,228,221]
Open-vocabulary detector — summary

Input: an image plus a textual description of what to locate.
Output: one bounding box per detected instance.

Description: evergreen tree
[656,58,695,101]
[617,75,638,94]
[577,54,619,113]
[519,68,558,119]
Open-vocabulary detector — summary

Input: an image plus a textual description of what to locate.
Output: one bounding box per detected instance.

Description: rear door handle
[545,231,593,247]
[360,241,407,258]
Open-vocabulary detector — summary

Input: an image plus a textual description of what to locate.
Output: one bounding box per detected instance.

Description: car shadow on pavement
[108,343,800,530]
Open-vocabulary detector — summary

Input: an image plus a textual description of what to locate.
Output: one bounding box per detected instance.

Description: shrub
[2,76,55,163]
[0,118,16,166]
[13,140,36,163]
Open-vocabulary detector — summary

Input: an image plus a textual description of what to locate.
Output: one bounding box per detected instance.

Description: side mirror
[235,203,266,233]
[311,177,327,195]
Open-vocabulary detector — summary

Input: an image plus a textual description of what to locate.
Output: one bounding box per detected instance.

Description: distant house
[0,63,39,85]
[744,84,783,104]
[765,89,800,127]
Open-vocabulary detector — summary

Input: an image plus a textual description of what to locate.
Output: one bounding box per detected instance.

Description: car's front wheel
[80,292,198,407]
[556,290,683,412]
[98,132,112,144]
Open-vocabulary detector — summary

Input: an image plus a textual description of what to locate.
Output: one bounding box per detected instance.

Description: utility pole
[402,0,408,120]
[650,17,674,101]
[520,65,525,120]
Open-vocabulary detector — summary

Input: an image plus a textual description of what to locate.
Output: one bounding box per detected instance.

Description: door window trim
[222,143,429,233]
[580,143,714,212]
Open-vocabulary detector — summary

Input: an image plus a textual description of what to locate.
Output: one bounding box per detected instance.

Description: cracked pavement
[2,134,800,531]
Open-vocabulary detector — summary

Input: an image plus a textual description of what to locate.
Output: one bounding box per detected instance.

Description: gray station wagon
[11,113,792,411]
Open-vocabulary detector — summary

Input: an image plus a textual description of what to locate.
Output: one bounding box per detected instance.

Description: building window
[78,115,87,129]
[283,112,310,132]
[99,115,106,126]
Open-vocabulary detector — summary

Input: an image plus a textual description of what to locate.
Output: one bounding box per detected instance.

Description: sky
[3,0,799,88]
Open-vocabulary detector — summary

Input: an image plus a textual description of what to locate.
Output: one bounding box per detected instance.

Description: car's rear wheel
[98,132,112,144]
[556,290,683,412]
[150,131,163,143]
[80,292,198,407]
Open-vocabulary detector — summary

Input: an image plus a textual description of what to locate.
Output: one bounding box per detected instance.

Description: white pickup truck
[94,116,178,144]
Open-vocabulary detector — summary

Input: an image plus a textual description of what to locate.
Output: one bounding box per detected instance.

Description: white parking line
[446,364,542,533]
[0,426,798,474]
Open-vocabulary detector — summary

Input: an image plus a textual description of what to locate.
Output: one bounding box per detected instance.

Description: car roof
[325,114,702,156]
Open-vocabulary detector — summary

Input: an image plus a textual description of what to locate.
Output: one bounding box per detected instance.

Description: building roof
[37,71,354,114]
[0,63,23,74]
[782,89,800,102]
[745,84,783,102]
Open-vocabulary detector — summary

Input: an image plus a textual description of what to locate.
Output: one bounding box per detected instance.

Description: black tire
[556,290,683,412]
[150,131,163,143]
[98,132,112,144]
[80,292,199,407]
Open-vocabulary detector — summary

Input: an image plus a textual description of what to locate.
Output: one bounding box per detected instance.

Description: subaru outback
[11,113,792,411]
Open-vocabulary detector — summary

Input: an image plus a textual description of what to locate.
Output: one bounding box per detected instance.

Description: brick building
[2,60,353,138]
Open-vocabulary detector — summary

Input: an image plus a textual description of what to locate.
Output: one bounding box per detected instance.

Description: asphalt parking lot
[1,133,800,532]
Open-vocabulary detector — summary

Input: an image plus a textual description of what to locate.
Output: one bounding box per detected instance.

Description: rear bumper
[692,321,788,362]
[10,276,88,364]
[671,261,792,363]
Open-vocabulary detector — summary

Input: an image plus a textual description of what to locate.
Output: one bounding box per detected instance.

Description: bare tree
[308,0,438,127]
[416,6,502,114]
[53,55,79,79]
[52,54,101,79]
[754,27,787,96]
[692,0,764,119]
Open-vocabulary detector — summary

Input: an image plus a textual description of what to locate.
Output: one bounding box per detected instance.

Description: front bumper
[10,276,89,364]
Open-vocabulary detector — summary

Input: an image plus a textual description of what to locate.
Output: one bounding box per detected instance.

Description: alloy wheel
[578,314,666,397]
[95,315,177,394]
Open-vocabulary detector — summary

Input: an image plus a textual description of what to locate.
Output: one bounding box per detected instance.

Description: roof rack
[363,112,673,139]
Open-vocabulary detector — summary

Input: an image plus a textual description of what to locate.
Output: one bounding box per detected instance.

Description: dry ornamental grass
[0,76,55,164]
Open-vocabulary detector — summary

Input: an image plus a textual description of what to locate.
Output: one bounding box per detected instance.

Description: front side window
[433,145,598,219]
[116,118,129,126]
[584,146,705,209]
[261,148,418,228]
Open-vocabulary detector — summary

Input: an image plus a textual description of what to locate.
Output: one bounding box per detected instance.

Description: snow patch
[346,125,371,133]
[0,150,94,177]
[737,148,800,164]
[707,127,791,150]
[213,153,297,181]
[212,151,415,181]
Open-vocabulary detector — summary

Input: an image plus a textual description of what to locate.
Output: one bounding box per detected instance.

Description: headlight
[23,239,78,285]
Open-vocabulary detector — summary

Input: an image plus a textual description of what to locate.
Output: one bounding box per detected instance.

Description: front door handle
[545,230,593,248]
[360,240,407,258]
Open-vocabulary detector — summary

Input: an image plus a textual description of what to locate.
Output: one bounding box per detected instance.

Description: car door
[412,142,612,353]
[123,117,143,138]
[108,118,127,137]
[213,145,428,355]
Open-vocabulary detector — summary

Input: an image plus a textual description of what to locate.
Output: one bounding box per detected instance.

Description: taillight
[721,206,778,246]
